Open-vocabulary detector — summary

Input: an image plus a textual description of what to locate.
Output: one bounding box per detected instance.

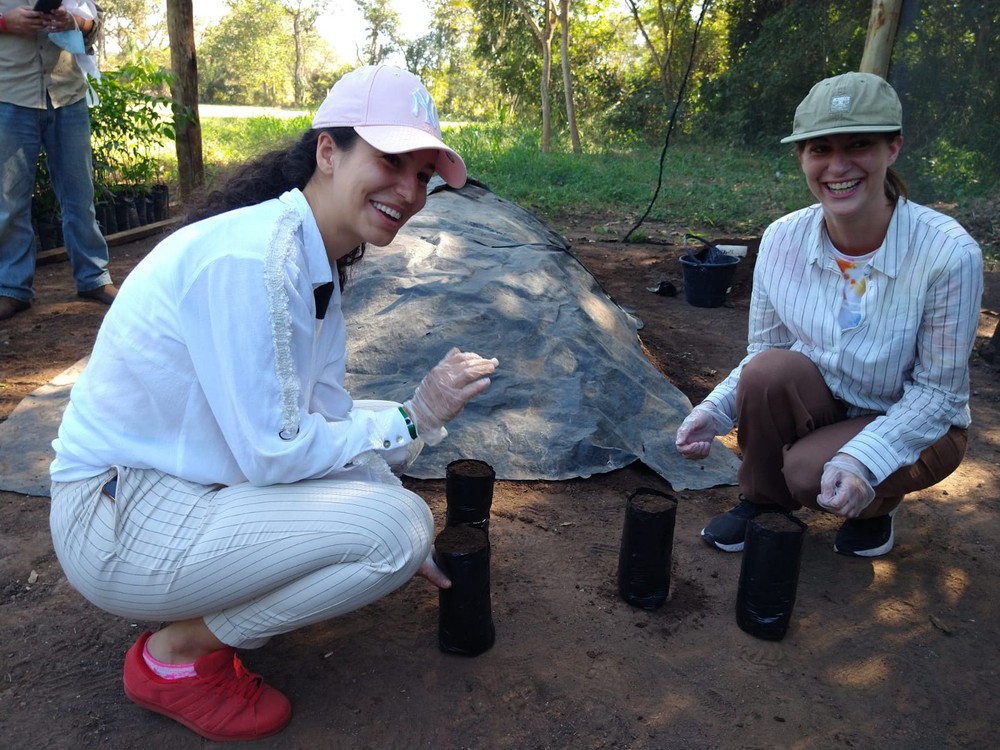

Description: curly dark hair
[183,127,365,288]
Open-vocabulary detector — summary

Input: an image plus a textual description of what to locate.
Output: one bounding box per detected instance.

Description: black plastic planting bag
[445,459,495,533]
[617,488,678,610]
[436,525,495,656]
[736,513,807,640]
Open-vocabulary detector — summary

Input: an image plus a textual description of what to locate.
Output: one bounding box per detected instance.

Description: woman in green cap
[675,72,983,558]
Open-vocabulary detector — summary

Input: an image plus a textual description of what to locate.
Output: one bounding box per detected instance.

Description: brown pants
[735,350,967,519]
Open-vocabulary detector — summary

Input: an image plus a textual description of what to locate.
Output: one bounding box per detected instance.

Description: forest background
[83,0,998,252]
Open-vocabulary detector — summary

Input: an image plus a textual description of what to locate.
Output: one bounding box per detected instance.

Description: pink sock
[143,641,198,680]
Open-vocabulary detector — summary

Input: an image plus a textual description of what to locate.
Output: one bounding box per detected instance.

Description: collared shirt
[703,198,983,485]
[0,1,101,109]
[51,189,416,486]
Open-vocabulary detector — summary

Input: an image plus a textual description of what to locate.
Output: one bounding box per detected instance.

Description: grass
[157,116,997,254]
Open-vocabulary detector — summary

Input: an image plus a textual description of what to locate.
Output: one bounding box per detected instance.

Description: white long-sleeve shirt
[702,198,983,485]
[51,189,416,486]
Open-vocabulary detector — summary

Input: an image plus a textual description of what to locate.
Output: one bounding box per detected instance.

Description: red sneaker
[122,631,292,742]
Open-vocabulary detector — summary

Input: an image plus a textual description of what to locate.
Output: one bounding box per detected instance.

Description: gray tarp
[342,180,740,487]
[0,181,738,498]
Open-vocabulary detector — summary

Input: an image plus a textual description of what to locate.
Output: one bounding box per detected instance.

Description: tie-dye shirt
[828,238,878,329]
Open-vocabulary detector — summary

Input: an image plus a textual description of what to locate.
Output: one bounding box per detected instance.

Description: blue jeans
[0,98,111,300]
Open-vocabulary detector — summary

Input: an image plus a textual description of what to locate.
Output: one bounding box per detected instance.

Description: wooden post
[860,0,904,78]
[166,0,204,201]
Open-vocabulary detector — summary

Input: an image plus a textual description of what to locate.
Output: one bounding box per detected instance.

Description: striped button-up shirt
[703,198,983,485]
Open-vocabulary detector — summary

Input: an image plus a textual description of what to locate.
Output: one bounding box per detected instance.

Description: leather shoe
[0,296,31,321]
[77,284,118,306]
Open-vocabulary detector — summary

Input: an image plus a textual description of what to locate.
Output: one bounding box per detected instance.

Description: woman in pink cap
[48,65,498,742]
[676,72,982,561]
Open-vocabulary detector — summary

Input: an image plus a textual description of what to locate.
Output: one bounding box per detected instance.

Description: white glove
[675,403,734,459]
[818,454,876,518]
[403,347,498,446]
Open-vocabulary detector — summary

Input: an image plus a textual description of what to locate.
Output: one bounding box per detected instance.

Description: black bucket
[679,254,740,308]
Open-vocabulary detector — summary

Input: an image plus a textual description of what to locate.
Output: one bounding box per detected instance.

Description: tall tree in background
[199,0,291,104]
[165,0,203,199]
[512,0,557,151]
[624,0,687,103]
[355,0,401,65]
[420,0,500,120]
[101,0,166,65]
[558,0,580,153]
[282,0,329,106]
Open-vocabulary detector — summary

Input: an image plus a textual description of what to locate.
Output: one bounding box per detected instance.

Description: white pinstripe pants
[50,466,434,648]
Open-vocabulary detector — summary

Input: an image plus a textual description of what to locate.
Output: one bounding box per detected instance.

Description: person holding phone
[0,0,117,321]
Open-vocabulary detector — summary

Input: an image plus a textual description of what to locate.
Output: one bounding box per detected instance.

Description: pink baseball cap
[312,65,467,188]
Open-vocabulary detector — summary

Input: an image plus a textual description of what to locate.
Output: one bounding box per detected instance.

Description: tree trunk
[514,0,557,153]
[860,0,904,78]
[559,0,580,153]
[293,13,304,107]
[625,0,687,106]
[165,0,204,201]
[541,17,553,153]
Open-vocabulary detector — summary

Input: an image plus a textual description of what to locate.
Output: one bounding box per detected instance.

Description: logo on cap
[831,95,851,113]
[412,89,440,131]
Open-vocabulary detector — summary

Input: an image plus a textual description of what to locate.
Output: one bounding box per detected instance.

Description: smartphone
[33,0,62,12]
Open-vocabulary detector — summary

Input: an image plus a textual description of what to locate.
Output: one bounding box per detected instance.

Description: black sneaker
[834,511,896,557]
[701,499,792,552]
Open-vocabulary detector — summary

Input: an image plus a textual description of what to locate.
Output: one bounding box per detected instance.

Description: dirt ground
[1,212,999,749]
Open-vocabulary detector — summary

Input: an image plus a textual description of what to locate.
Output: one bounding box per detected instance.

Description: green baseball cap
[780,72,902,144]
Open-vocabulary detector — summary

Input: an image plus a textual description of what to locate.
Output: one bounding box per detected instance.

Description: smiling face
[304,132,437,261]
[797,132,903,225]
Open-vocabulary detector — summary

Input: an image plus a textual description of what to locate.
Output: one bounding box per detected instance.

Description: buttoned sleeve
[839,220,982,483]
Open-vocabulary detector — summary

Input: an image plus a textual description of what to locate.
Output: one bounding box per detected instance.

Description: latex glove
[404,347,498,446]
[818,454,876,518]
[417,548,451,589]
[675,403,734,459]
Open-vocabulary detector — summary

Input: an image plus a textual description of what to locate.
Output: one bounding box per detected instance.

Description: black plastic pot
[445,458,496,533]
[151,183,169,221]
[113,192,133,231]
[436,524,495,656]
[735,513,807,640]
[617,487,678,610]
[36,221,60,250]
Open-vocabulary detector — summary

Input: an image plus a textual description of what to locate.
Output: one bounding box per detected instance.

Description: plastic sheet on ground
[342,180,739,488]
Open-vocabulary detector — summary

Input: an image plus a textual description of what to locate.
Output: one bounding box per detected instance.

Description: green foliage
[101,0,167,68]
[199,0,290,105]
[32,155,60,223]
[197,0,339,108]
[890,0,1000,199]
[696,0,870,146]
[89,56,176,189]
[199,115,313,167]
[158,115,993,256]
[447,120,811,234]
[356,0,401,65]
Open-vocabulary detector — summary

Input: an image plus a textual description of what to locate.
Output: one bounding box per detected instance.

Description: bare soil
[1,215,999,749]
